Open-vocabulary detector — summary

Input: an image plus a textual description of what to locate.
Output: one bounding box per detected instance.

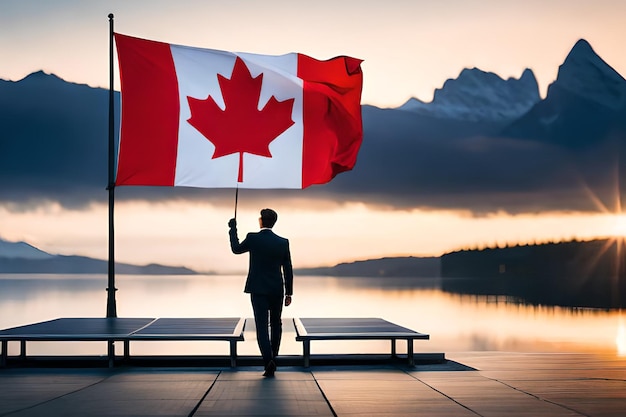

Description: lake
[0,274,624,357]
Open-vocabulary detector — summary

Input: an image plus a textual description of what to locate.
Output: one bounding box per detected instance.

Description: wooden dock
[0,352,625,416]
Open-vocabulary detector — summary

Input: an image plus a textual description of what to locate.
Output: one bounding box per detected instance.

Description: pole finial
[108,13,114,19]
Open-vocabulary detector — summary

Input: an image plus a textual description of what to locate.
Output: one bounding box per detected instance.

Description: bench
[294,317,429,367]
[0,317,246,368]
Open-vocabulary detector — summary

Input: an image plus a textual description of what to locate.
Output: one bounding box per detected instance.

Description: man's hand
[228,218,237,228]
[285,295,292,307]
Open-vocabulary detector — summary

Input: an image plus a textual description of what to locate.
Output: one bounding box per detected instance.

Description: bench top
[0,317,245,341]
[131,318,245,340]
[294,317,429,341]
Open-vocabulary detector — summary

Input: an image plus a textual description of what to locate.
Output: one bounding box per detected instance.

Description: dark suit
[229,227,293,365]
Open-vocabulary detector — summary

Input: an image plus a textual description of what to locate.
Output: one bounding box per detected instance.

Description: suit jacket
[229,228,293,296]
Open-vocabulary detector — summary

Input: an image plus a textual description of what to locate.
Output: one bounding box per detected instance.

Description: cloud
[312,106,626,214]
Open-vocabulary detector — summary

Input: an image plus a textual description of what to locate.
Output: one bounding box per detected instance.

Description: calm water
[1,274,625,357]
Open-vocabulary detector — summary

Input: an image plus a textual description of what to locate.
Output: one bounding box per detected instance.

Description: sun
[612,214,626,237]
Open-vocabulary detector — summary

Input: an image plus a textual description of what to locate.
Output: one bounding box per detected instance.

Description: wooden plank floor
[0,353,625,416]
[195,371,333,416]
[0,368,219,417]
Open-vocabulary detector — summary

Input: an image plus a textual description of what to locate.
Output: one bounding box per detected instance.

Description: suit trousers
[250,293,283,366]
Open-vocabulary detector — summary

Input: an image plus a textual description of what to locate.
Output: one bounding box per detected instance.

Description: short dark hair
[260,208,278,228]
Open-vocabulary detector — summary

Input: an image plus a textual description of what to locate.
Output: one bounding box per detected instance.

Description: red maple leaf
[187,57,295,182]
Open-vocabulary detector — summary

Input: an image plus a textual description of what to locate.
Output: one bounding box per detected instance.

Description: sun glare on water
[617,318,626,356]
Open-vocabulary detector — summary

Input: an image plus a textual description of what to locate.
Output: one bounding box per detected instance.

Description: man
[228,208,293,377]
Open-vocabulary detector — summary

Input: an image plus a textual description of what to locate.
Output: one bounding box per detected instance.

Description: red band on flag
[298,54,364,188]
[114,33,180,186]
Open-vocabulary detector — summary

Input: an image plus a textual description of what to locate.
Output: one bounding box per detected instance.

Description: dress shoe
[263,360,276,377]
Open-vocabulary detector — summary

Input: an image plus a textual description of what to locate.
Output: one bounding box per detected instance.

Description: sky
[2,0,626,108]
[1,0,626,273]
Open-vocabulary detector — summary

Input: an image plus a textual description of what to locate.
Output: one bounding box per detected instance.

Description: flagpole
[234,184,239,220]
[106,13,118,318]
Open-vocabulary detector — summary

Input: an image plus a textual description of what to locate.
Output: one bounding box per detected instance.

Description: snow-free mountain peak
[550,38,626,109]
[398,67,540,122]
[501,39,626,149]
[0,238,54,259]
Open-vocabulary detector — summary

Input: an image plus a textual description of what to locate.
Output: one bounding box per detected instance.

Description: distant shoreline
[0,255,197,275]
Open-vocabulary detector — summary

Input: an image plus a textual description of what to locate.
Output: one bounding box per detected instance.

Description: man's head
[259,208,278,228]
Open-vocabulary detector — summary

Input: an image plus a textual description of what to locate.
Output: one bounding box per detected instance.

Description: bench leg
[1,340,6,368]
[303,340,310,368]
[229,341,237,368]
[407,340,414,366]
[107,341,115,368]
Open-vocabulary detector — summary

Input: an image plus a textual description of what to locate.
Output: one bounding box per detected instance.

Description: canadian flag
[114,33,363,189]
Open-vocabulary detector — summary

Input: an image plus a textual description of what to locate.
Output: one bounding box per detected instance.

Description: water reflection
[618,317,626,356]
[0,274,623,357]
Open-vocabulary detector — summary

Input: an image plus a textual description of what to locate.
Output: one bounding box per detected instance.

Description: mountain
[398,68,540,122]
[0,238,197,274]
[554,39,626,110]
[502,39,626,148]
[296,256,440,277]
[0,238,53,259]
[332,39,626,212]
[1,39,625,214]
[0,71,119,208]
